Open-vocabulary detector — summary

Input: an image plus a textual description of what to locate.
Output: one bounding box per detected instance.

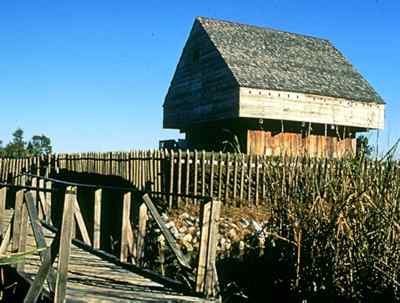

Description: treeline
[0,128,52,158]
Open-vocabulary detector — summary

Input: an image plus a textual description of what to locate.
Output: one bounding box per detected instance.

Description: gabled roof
[197,16,384,104]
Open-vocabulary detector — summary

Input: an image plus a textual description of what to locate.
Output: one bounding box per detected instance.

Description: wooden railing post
[45,180,52,224]
[11,189,25,255]
[93,188,102,249]
[136,202,148,266]
[54,186,76,303]
[120,191,134,263]
[0,186,7,213]
[196,199,221,298]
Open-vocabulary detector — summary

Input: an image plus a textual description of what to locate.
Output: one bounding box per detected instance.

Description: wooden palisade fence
[0,150,393,208]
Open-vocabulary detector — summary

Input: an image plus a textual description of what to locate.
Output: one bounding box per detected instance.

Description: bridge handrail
[22,172,211,200]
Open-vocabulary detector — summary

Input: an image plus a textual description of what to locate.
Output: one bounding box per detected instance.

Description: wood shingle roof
[197,16,384,104]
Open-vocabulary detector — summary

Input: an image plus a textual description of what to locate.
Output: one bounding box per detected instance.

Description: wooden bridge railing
[0,174,221,302]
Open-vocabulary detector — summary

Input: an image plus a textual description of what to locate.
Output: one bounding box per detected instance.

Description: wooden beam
[12,189,24,254]
[142,194,191,270]
[196,200,221,298]
[73,197,91,246]
[120,192,134,262]
[0,186,7,213]
[24,191,56,292]
[0,219,12,255]
[93,189,102,249]
[17,202,28,272]
[24,231,61,303]
[54,186,76,303]
[136,203,148,266]
[239,87,385,129]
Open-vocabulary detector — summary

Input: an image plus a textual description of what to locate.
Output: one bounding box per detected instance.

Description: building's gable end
[163,19,239,129]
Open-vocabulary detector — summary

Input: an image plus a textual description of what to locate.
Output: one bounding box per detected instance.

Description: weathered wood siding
[163,19,239,129]
[239,87,384,130]
[247,130,356,157]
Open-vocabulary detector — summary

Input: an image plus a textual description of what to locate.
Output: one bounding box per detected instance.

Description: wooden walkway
[20,226,209,302]
[0,177,221,302]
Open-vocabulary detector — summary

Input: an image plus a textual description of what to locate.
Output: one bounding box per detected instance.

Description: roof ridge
[196,16,330,42]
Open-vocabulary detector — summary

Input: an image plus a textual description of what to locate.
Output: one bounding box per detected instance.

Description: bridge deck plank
[18,225,211,302]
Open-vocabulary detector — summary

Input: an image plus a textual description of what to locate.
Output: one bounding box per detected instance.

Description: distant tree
[0,129,52,158]
[27,135,52,156]
[0,140,4,157]
[4,128,27,157]
[356,135,373,158]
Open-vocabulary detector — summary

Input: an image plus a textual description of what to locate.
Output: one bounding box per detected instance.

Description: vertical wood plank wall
[247,130,356,157]
[0,149,357,207]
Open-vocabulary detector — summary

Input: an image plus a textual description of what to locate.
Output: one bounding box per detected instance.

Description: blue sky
[0,0,399,153]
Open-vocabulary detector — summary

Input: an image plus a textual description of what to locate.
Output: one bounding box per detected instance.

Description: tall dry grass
[256,153,400,300]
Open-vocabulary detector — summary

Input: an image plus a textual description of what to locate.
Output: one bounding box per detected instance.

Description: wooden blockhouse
[163,17,384,157]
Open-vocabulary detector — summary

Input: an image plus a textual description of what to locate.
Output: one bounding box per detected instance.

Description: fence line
[0,150,393,207]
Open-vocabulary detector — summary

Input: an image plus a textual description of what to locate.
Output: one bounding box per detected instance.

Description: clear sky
[1,0,399,153]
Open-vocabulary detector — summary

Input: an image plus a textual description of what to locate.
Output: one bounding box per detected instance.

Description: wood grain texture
[239,87,384,129]
[4,220,213,302]
[54,187,76,302]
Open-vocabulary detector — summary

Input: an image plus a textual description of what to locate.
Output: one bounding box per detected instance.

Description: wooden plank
[196,200,221,297]
[93,188,102,249]
[142,194,191,270]
[168,150,174,208]
[239,154,245,203]
[157,150,162,195]
[204,200,221,298]
[73,197,91,246]
[136,203,148,266]
[217,152,223,200]
[210,152,215,198]
[24,231,61,303]
[120,192,133,262]
[193,150,198,204]
[45,181,52,224]
[233,154,239,200]
[141,151,145,189]
[247,155,253,203]
[38,179,49,222]
[24,191,56,291]
[195,201,210,294]
[17,202,28,272]
[54,186,76,303]
[12,189,24,253]
[177,150,182,207]
[0,186,7,213]
[225,153,231,202]
[201,151,206,197]
[239,87,384,129]
[262,156,266,202]
[185,150,190,205]
[255,156,260,205]
[150,150,155,192]
[0,220,12,255]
